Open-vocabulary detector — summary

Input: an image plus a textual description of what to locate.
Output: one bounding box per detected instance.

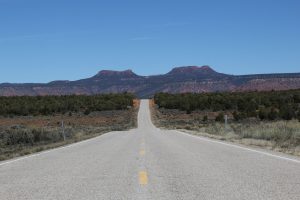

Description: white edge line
[0,131,117,167]
[172,130,300,164]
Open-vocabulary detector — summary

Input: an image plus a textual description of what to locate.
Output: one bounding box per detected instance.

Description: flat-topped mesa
[167,65,217,75]
[94,69,138,78]
[1,65,300,98]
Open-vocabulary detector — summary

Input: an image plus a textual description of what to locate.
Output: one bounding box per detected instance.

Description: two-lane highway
[1,100,300,199]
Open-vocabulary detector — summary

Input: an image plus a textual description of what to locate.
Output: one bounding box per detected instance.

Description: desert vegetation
[0,93,138,160]
[0,93,134,116]
[152,90,300,156]
[154,90,300,121]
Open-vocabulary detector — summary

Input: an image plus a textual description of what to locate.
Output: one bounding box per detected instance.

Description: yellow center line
[139,171,148,185]
[139,150,145,156]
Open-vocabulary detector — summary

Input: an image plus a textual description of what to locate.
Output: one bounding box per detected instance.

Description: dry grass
[150,99,300,156]
[0,101,139,161]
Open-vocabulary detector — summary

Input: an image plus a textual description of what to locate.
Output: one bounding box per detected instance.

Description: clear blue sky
[0,0,299,83]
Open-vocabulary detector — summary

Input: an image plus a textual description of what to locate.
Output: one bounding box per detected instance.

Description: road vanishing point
[1,100,300,200]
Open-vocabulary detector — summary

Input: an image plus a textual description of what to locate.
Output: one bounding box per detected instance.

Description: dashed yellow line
[139,149,145,156]
[139,171,148,185]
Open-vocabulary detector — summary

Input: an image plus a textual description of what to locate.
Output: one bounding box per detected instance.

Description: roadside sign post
[62,120,66,141]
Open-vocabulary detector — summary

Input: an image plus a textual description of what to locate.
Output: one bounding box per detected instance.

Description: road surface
[1,100,300,200]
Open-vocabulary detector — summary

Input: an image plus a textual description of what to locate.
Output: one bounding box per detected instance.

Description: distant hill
[1,66,300,98]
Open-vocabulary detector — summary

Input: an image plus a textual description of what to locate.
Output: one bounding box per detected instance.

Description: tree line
[154,90,300,121]
[0,93,134,116]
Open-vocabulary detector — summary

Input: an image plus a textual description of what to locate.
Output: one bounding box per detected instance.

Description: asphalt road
[1,100,300,200]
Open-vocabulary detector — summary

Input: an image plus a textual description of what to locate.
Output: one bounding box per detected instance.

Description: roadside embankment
[150,99,300,156]
[0,95,139,161]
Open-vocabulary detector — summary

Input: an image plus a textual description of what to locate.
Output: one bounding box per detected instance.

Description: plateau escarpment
[1,66,300,98]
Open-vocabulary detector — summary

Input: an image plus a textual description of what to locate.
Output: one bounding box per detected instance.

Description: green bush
[268,108,278,120]
[215,113,224,122]
[280,105,295,120]
[0,93,135,116]
[154,90,300,121]
[0,127,63,146]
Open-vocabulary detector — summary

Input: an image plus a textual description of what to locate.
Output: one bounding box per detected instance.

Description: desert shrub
[1,127,63,146]
[215,113,224,122]
[154,90,300,121]
[258,107,268,120]
[267,108,279,120]
[4,129,34,145]
[205,123,227,135]
[280,105,295,120]
[229,121,300,145]
[0,93,135,116]
[232,111,246,121]
[201,120,300,147]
